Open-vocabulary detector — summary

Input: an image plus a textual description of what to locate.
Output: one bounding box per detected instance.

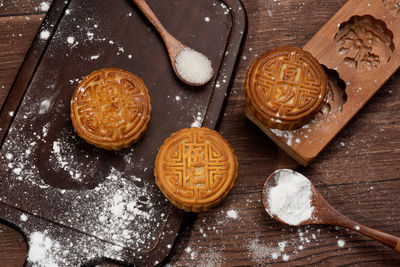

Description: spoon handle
[131,0,180,49]
[334,212,400,252]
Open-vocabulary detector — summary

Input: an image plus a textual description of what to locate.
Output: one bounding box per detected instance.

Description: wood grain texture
[167,0,400,265]
[0,13,46,109]
[0,0,51,16]
[0,223,26,267]
[1,0,400,266]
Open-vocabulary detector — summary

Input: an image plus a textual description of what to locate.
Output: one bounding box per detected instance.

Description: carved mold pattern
[318,67,347,116]
[334,15,394,71]
[383,0,400,17]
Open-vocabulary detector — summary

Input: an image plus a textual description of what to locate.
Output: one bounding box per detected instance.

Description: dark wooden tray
[0,0,245,265]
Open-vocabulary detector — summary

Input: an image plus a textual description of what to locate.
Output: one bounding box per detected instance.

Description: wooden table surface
[1,0,400,266]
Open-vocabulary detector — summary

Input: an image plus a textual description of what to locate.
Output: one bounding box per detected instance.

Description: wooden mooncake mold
[154,127,239,212]
[70,68,151,150]
[244,46,328,130]
[246,0,400,166]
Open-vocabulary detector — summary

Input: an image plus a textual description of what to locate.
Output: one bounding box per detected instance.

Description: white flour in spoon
[175,48,213,85]
[265,169,315,226]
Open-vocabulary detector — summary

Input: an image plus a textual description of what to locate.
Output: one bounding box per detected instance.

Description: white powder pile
[39,2,50,12]
[337,239,346,247]
[39,99,51,114]
[40,30,50,40]
[175,48,213,85]
[266,169,315,226]
[25,229,124,266]
[226,209,238,219]
[28,231,61,267]
[20,214,28,222]
[67,36,75,44]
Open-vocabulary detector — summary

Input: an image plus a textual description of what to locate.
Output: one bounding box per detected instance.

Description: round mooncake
[154,127,239,212]
[70,68,151,150]
[244,46,328,130]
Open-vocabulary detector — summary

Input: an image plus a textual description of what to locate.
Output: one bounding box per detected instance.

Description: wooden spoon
[132,0,214,86]
[262,169,400,252]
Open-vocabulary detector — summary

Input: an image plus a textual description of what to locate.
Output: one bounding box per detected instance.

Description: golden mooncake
[154,127,239,212]
[244,46,328,130]
[70,68,151,150]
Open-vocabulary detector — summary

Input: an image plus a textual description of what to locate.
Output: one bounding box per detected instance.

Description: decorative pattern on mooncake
[154,127,238,212]
[244,47,328,130]
[70,68,151,150]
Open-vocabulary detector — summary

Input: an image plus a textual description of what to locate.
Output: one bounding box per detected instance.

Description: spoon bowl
[132,0,214,86]
[262,169,400,252]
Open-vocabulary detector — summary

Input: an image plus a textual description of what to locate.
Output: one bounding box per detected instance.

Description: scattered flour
[248,239,287,262]
[25,229,124,266]
[28,231,61,267]
[40,30,50,40]
[282,254,290,261]
[271,129,294,146]
[265,169,315,225]
[175,48,213,85]
[67,36,75,44]
[20,214,28,222]
[39,99,51,114]
[337,239,346,247]
[226,209,238,219]
[87,32,94,40]
[39,2,50,12]
[198,250,223,267]
[191,112,203,128]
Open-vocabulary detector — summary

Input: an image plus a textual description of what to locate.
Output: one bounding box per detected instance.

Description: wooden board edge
[203,0,247,129]
[0,0,71,146]
[245,107,311,167]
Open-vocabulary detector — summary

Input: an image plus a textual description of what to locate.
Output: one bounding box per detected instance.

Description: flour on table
[67,36,75,45]
[39,99,51,114]
[248,239,288,262]
[40,30,50,40]
[20,214,28,222]
[28,231,61,267]
[39,2,50,12]
[191,112,203,128]
[337,239,346,247]
[226,209,238,219]
[271,129,294,146]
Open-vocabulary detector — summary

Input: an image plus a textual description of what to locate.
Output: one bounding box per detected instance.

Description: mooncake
[245,46,328,130]
[70,68,151,150]
[154,127,238,212]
